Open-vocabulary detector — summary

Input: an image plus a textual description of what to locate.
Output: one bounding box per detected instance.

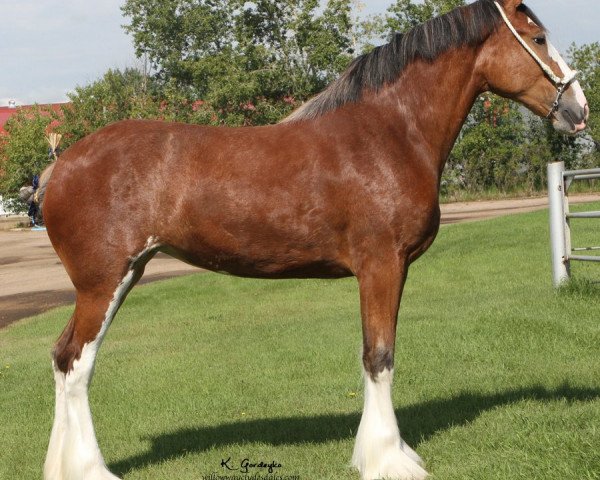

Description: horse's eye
[533,36,546,46]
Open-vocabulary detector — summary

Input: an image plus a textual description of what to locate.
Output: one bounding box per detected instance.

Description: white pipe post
[548,161,570,287]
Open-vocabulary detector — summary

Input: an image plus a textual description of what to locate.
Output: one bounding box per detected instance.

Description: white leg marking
[44,365,67,478]
[61,340,120,480]
[45,269,138,480]
[352,369,428,480]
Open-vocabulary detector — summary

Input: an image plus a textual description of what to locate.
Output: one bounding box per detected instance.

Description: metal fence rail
[548,161,600,287]
[567,211,600,219]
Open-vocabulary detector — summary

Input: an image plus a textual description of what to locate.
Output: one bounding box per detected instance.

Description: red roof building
[0,107,16,134]
[0,103,67,135]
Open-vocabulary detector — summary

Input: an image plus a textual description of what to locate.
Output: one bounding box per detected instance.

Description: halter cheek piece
[493,2,578,119]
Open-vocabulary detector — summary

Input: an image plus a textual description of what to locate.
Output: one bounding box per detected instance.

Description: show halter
[493,1,578,118]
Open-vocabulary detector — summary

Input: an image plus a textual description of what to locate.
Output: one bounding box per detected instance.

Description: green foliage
[446,98,533,194]
[359,0,465,42]
[527,116,580,166]
[385,0,465,33]
[59,69,222,144]
[121,0,355,125]
[569,42,600,147]
[443,93,590,198]
[0,107,57,210]
[59,68,160,147]
[121,0,235,87]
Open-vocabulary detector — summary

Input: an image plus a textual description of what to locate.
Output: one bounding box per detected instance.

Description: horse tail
[34,161,56,214]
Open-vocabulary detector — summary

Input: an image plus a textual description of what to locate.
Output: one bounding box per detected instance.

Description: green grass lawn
[1,204,599,480]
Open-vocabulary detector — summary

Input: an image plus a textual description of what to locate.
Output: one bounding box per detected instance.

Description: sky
[1,0,598,107]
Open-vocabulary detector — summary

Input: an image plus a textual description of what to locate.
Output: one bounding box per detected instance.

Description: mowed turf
[1,204,599,480]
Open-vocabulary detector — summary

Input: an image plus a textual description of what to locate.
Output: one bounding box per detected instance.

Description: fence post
[547,161,570,287]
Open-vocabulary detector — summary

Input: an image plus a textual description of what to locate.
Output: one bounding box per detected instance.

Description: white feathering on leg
[44,266,142,480]
[352,368,427,480]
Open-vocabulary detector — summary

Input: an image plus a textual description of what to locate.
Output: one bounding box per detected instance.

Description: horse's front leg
[352,255,428,480]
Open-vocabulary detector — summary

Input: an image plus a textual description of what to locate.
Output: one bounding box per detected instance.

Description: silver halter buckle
[547,83,567,119]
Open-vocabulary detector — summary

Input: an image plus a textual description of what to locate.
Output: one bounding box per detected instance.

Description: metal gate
[547,161,600,287]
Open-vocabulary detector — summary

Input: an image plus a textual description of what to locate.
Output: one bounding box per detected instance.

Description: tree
[121,0,355,125]
[121,0,235,90]
[0,106,58,210]
[446,99,533,195]
[384,0,465,33]
[359,0,465,42]
[59,68,159,147]
[569,42,600,149]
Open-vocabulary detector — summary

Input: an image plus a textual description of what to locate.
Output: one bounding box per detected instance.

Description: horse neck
[369,46,483,177]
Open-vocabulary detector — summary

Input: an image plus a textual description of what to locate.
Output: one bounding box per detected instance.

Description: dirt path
[1,194,599,328]
[439,194,600,223]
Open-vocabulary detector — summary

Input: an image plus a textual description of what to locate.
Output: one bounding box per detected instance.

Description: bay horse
[41,1,588,479]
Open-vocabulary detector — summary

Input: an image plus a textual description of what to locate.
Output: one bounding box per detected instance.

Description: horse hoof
[353,447,428,480]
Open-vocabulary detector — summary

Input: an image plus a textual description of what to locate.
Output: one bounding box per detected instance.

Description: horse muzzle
[553,100,589,135]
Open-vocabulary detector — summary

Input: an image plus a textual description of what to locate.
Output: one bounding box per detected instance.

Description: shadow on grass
[558,277,600,296]
[110,384,600,476]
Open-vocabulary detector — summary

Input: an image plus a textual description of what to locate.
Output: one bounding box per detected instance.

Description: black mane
[285,0,527,122]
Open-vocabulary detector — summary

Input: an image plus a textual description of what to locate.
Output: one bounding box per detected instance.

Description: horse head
[478,0,588,134]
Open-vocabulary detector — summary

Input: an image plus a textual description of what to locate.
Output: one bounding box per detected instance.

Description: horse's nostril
[563,109,576,125]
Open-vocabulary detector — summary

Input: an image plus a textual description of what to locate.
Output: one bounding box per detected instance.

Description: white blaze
[547,41,588,110]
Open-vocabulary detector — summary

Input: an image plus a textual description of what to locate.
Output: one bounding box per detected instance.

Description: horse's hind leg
[44,266,142,480]
[352,256,428,480]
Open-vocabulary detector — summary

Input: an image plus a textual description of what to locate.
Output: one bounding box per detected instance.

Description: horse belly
[165,245,352,279]
[157,205,352,279]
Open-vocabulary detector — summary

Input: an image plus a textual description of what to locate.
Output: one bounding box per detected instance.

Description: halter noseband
[493,1,578,119]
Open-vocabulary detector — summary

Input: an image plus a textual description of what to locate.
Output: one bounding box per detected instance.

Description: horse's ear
[501,0,522,12]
